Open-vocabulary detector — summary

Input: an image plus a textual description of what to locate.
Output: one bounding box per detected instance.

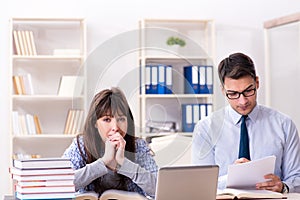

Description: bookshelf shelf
[138,19,215,138]
[9,18,87,162]
[13,95,84,100]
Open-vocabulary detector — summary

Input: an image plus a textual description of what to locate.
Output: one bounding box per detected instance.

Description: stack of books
[10,157,75,200]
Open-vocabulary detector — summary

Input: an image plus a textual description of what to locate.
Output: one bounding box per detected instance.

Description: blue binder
[165,65,173,94]
[157,65,166,94]
[184,65,199,94]
[145,65,152,94]
[199,65,213,94]
[151,65,158,94]
[182,104,194,132]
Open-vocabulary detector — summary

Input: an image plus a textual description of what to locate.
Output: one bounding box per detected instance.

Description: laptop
[155,165,219,200]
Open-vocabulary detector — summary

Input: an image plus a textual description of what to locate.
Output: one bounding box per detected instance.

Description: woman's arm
[117,139,158,197]
[62,137,108,191]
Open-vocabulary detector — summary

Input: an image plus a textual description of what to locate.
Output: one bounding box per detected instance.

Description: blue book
[182,104,194,132]
[165,65,173,94]
[184,65,199,94]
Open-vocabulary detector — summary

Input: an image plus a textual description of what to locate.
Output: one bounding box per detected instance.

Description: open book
[217,155,285,199]
[217,188,285,199]
[75,189,148,200]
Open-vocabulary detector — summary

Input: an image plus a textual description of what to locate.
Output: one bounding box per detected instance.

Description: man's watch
[281,183,289,194]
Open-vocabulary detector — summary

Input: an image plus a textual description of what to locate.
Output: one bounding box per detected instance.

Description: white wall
[1,0,299,198]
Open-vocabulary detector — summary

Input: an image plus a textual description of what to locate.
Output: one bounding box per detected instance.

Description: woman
[63,87,158,198]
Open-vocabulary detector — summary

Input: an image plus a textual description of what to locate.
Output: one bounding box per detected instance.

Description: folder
[193,104,200,124]
[199,65,214,94]
[157,65,166,94]
[165,65,173,94]
[184,66,199,94]
[200,104,207,120]
[182,104,194,132]
[206,66,213,94]
[145,65,152,94]
[151,65,158,94]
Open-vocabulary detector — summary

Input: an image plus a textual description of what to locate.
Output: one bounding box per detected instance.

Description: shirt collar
[227,104,259,125]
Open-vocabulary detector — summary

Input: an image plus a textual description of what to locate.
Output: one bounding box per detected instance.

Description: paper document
[227,155,276,188]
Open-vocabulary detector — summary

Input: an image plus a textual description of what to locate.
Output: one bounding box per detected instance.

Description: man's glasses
[225,85,257,100]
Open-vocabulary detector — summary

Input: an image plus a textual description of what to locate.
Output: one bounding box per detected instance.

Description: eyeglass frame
[224,84,257,100]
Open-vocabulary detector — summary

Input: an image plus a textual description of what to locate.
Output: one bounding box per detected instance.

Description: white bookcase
[9,18,87,159]
[138,19,215,138]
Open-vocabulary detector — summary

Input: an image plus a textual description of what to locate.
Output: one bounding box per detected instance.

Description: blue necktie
[238,115,250,160]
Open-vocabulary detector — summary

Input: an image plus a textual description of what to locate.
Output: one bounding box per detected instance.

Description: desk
[3,193,300,200]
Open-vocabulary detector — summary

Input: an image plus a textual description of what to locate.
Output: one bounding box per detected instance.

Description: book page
[217,188,283,199]
[227,155,276,188]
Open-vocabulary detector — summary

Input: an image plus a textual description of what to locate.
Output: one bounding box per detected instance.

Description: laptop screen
[155,165,219,200]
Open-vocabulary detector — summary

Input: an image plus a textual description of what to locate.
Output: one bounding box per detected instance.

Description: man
[192,52,300,193]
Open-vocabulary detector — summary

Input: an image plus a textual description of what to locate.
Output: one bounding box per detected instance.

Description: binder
[165,65,173,94]
[184,65,199,94]
[145,65,152,94]
[199,65,214,94]
[206,103,213,116]
[157,65,166,94]
[200,104,207,120]
[206,66,214,94]
[193,104,200,124]
[182,104,194,132]
[151,65,158,94]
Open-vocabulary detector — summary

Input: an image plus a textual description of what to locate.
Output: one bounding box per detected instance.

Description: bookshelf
[138,19,216,138]
[9,18,87,160]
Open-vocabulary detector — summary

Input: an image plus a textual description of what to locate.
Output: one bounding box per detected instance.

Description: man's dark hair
[218,52,256,85]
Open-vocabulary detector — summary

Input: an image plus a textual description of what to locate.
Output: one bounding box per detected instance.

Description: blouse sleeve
[117,138,158,197]
[62,137,108,191]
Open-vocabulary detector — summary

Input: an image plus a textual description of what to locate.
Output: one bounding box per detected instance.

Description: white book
[58,76,84,97]
[13,157,72,169]
[16,184,75,193]
[25,113,36,135]
[12,111,20,136]
[22,73,34,95]
[16,192,75,200]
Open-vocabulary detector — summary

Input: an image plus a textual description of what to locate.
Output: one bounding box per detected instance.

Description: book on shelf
[13,30,21,55]
[12,111,42,135]
[216,188,285,199]
[75,189,147,200]
[64,109,84,135]
[13,30,37,56]
[33,114,42,134]
[58,75,84,97]
[13,157,72,169]
[12,75,24,95]
[12,74,34,95]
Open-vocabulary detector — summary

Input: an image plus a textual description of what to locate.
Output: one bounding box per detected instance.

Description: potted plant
[166,36,186,47]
